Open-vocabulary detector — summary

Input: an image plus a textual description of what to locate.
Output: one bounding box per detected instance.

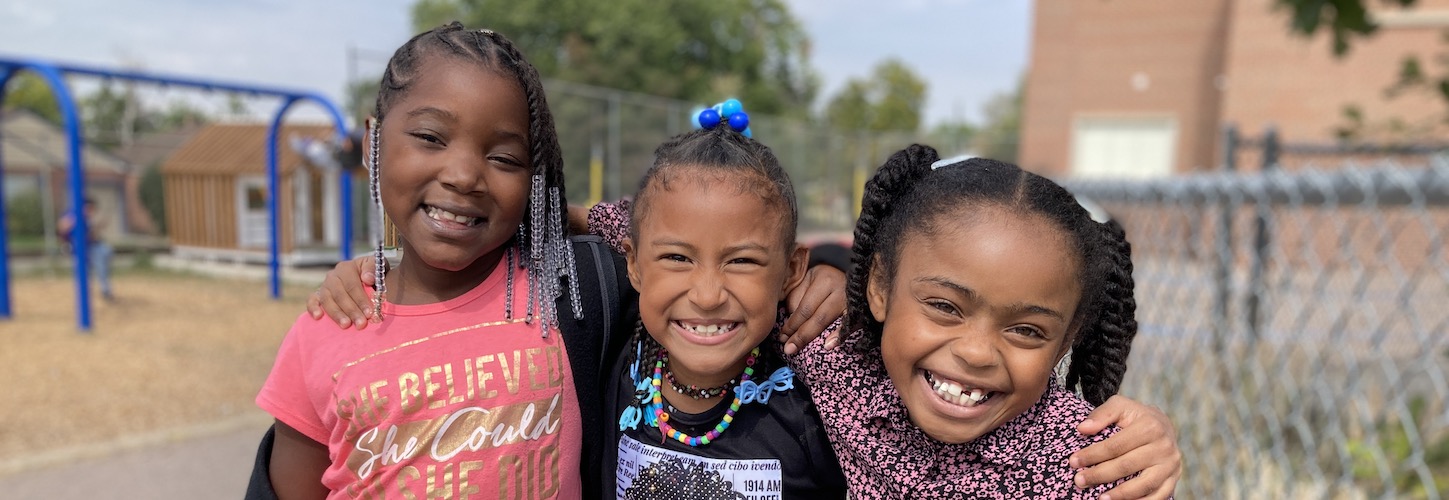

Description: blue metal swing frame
[0,55,355,331]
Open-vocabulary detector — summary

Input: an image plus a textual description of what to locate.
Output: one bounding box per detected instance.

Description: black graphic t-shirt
[603,344,847,500]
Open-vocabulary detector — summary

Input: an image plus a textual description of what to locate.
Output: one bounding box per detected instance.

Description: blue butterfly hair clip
[691,98,753,137]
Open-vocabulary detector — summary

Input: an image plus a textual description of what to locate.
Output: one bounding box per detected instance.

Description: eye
[409,131,443,146]
[925,299,959,316]
[727,257,762,266]
[1008,325,1046,339]
[489,154,525,168]
[660,254,690,264]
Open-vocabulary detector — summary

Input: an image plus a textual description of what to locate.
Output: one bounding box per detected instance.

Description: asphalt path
[0,415,271,499]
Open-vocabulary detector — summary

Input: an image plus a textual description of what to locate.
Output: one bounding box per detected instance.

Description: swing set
[0,55,355,332]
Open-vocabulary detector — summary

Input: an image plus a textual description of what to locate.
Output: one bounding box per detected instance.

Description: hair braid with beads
[846,145,1138,405]
[368,21,580,334]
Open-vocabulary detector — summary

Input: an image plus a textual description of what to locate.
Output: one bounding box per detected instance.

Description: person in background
[58,197,114,301]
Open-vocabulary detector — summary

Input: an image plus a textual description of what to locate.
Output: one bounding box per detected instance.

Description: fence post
[607,94,622,200]
[1247,127,1278,345]
[1214,124,1238,355]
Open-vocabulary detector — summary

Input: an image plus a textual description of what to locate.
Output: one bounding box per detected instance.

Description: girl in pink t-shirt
[258,22,590,499]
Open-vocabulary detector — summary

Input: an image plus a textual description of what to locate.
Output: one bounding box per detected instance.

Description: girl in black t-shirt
[603,117,847,499]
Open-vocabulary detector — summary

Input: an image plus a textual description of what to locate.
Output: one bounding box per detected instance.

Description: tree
[973,81,1021,164]
[345,77,381,123]
[1276,0,1415,56]
[82,83,150,149]
[824,81,872,131]
[928,121,977,157]
[155,100,209,130]
[3,73,62,123]
[1277,0,1449,127]
[409,0,818,116]
[823,58,927,133]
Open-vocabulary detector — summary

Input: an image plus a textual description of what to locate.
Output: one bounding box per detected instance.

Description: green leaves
[3,73,62,124]
[1275,0,1418,56]
[413,0,817,116]
[823,58,926,133]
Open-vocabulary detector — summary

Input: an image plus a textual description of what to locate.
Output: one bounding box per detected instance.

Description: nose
[438,151,487,194]
[949,323,1001,370]
[687,267,728,311]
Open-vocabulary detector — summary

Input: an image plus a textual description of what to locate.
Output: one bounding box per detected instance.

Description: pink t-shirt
[258,264,583,499]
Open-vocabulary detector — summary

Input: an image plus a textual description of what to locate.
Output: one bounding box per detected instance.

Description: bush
[139,164,166,234]
[6,190,47,237]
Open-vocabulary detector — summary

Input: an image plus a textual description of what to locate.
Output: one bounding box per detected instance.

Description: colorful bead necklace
[650,347,759,447]
[663,360,736,399]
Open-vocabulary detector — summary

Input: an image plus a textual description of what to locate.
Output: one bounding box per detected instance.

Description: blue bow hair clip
[691,98,753,137]
[735,366,795,405]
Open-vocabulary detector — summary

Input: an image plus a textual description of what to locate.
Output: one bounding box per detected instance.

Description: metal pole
[341,45,357,261]
[0,66,14,319]
[607,95,622,200]
[1247,126,1279,344]
[340,164,353,261]
[266,97,299,299]
[30,64,93,331]
[1213,124,1238,354]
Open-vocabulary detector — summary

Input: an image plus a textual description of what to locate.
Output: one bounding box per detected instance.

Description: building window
[1070,116,1178,179]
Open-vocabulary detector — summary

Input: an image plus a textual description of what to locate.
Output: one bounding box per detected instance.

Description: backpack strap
[584,235,620,374]
[556,234,633,500]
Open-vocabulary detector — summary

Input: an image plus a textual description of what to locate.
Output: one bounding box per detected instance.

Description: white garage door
[1070,116,1177,179]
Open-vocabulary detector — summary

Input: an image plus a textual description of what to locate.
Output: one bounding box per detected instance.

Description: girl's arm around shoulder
[1071,396,1180,500]
[782,318,859,387]
[583,200,632,254]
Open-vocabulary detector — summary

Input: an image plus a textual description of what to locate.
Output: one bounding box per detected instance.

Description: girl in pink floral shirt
[790,145,1159,499]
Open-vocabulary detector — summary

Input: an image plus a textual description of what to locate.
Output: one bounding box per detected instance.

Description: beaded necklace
[650,347,759,447]
[664,362,735,399]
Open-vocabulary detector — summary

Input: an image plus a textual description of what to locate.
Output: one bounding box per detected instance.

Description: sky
[0,0,1032,128]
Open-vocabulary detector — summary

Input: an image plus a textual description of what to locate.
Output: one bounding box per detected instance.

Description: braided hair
[620,125,799,381]
[845,145,1138,405]
[367,21,580,334]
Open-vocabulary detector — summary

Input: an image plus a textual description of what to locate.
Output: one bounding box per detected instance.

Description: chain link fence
[1069,130,1449,499]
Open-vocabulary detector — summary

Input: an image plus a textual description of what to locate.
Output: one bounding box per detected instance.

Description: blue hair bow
[734,366,796,405]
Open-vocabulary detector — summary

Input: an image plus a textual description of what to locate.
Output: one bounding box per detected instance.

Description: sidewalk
[0,413,272,499]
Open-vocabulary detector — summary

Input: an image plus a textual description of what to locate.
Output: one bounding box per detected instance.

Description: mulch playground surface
[0,271,315,464]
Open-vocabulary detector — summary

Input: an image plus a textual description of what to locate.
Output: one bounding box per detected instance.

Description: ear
[623,238,643,290]
[866,255,889,323]
[781,243,810,294]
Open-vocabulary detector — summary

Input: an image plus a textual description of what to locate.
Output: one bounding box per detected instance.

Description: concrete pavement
[0,413,273,500]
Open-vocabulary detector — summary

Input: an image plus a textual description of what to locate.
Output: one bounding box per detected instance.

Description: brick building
[1020,0,1449,178]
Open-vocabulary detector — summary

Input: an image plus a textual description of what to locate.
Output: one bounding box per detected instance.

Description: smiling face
[372,55,533,302]
[869,205,1083,444]
[625,169,807,385]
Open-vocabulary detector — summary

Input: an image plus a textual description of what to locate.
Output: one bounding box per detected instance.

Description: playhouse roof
[161,123,336,175]
[1,110,130,174]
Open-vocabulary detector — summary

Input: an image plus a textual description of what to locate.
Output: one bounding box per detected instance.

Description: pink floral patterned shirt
[794,326,1127,499]
[587,200,1131,498]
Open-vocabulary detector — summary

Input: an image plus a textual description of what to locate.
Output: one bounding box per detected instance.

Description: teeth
[426,206,480,226]
[927,371,991,408]
[679,322,735,336]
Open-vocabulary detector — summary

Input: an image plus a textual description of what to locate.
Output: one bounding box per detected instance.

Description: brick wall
[1020,0,1231,176]
[1022,0,1449,176]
